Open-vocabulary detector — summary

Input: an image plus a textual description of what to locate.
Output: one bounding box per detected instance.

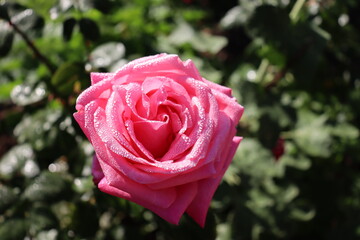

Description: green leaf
[0,185,17,212]
[51,201,75,229]
[0,79,20,102]
[168,21,227,54]
[157,210,217,240]
[290,23,330,85]
[0,144,34,180]
[281,154,311,171]
[72,177,94,194]
[10,8,40,32]
[168,21,194,45]
[257,113,281,149]
[292,111,333,158]
[293,125,332,158]
[220,6,246,29]
[71,202,99,238]
[216,223,232,240]
[0,219,28,240]
[257,44,286,67]
[233,138,283,180]
[331,123,359,140]
[63,18,77,41]
[247,5,291,48]
[220,0,285,30]
[36,229,58,240]
[10,82,47,106]
[247,4,330,85]
[13,108,77,160]
[23,171,69,202]
[51,62,85,97]
[223,164,241,186]
[90,42,125,68]
[29,206,58,235]
[290,208,315,221]
[9,72,47,107]
[0,4,10,21]
[14,109,62,151]
[12,0,57,19]
[0,22,14,57]
[191,32,228,55]
[79,18,100,41]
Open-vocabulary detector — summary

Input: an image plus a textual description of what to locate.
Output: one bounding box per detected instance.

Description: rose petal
[115,53,169,76]
[92,155,105,185]
[204,78,233,97]
[148,110,233,189]
[186,136,242,227]
[212,90,244,124]
[148,183,198,225]
[76,76,112,109]
[91,72,114,85]
[97,156,177,208]
[106,91,136,154]
[98,177,197,225]
[133,119,173,159]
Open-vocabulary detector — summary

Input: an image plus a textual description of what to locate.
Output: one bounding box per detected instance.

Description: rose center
[133,105,175,159]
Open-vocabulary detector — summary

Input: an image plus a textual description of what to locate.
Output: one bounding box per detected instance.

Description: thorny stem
[7,19,73,110]
[8,19,56,74]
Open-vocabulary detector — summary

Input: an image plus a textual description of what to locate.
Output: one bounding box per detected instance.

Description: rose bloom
[74,53,244,227]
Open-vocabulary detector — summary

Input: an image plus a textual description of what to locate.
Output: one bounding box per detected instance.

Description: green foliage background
[1,0,360,239]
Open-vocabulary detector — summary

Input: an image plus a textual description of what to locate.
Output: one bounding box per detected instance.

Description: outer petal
[92,155,105,185]
[212,90,244,124]
[91,72,114,85]
[186,137,242,227]
[75,76,112,110]
[98,177,198,225]
[98,153,177,208]
[203,78,233,97]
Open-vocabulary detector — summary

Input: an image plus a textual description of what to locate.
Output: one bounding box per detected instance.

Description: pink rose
[74,53,244,227]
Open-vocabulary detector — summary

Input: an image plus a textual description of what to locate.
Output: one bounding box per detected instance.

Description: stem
[8,20,56,74]
[289,0,307,22]
[7,20,72,110]
[256,58,269,83]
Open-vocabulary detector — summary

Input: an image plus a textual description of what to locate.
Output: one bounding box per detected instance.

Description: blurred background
[0,0,360,239]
